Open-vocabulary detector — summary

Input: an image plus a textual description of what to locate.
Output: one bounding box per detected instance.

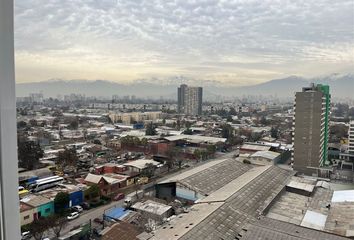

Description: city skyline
[15,0,354,84]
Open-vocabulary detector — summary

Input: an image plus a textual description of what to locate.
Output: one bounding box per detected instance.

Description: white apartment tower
[177,84,203,115]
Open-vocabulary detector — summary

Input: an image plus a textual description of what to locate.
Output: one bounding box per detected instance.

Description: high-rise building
[348,121,354,160]
[292,83,331,175]
[177,84,203,115]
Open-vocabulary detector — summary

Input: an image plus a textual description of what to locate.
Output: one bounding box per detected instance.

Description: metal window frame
[0,0,21,238]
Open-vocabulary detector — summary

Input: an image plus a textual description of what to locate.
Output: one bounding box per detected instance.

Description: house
[20,202,36,226]
[123,159,160,173]
[20,194,54,219]
[84,173,124,196]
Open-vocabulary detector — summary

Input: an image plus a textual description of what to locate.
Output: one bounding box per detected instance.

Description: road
[62,199,125,234]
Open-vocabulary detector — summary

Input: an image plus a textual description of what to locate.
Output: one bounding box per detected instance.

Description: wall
[37,201,54,218]
[69,190,83,207]
[20,208,36,226]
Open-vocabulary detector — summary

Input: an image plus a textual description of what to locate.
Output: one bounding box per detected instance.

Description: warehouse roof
[251,150,280,160]
[150,166,294,240]
[159,158,253,195]
[132,200,172,216]
[240,217,348,240]
[164,134,227,144]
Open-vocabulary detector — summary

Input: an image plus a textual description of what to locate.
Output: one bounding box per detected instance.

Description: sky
[14,0,354,85]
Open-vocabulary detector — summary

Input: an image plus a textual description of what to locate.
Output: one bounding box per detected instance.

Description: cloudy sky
[15,0,354,85]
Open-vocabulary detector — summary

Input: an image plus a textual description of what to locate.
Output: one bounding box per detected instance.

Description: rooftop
[132,200,172,216]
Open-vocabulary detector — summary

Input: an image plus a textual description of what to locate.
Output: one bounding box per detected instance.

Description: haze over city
[15,0,354,85]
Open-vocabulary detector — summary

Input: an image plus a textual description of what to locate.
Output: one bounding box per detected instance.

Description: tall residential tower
[292,83,330,175]
[177,84,203,115]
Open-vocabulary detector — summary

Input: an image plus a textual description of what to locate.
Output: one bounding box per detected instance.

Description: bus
[29,176,64,192]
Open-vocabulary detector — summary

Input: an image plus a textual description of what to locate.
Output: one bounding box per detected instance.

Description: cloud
[14,0,354,84]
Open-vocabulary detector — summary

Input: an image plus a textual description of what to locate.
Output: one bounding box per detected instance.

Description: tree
[165,147,182,171]
[69,119,79,130]
[29,218,52,240]
[48,215,68,238]
[260,116,268,125]
[183,128,193,135]
[85,184,100,201]
[226,115,233,122]
[57,148,78,169]
[270,127,279,139]
[145,122,157,136]
[221,124,233,139]
[141,163,155,178]
[229,107,237,115]
[17,120,27,129]
[206,145,217,156]
[29,119,38,127]
[18,140,44,170]
[54,192,70,214]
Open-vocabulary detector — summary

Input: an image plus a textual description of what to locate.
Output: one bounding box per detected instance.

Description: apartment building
[292,83,330,175]
[177,84,203,115]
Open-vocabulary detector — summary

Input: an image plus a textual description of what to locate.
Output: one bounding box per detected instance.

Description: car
[67,212,79,220]
[94,218,104,224]
[80,202,90,210]
[71,205,83,212]
[113,192,125,201]
[21,231,31,240]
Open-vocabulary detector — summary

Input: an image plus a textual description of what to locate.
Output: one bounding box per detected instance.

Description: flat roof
[131,200,172,216]
[300,210,327,231]
[332,190,354,203]
[287,180,315,193]
[164,134,227,144]
[149,202,223,240]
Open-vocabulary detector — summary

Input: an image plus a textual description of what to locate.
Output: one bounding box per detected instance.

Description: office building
[292,83,330,175]
[177,84,203,115]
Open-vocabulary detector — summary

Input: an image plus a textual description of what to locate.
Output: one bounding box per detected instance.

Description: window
[45,208,51,213]
[24,215,30,220]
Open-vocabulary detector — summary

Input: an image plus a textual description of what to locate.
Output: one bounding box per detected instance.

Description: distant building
[177,84,203,115]
[349,121,354,160]
[292,83,331,175]
[340,120,354,163]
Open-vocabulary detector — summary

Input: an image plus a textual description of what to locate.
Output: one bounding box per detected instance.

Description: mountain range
[16,73,354,100]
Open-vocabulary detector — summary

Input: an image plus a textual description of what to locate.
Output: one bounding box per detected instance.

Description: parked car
[113,193,125,201]
[21,231,31,240]
[80,202,90,210]
[67,212,79,220]
[94,218,104,224]
[71,205,83,213]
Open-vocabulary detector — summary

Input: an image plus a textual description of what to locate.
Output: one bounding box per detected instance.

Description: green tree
[54,192,70,214]
[17,120,27,129]
[85,184,100,200]
[141,163,155,178]
[69,119,79,130]
[18,140,44,170]
[270,127,279,139]
[226,115,233,122]
[145,122,157,136]
[221,124,233,139]
[183,128,193,135]
[29,119,38,127]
